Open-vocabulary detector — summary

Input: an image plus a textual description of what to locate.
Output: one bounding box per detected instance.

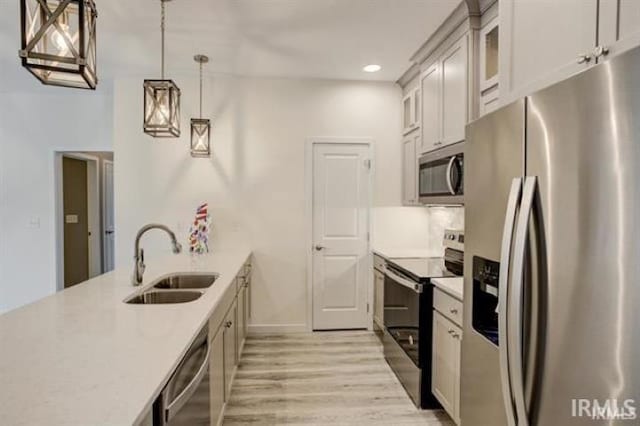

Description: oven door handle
[445,156,457,195]
[165,340,211,422]
[384,267,423,294]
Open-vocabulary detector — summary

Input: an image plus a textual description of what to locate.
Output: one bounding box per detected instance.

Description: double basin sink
[125,274,219,305]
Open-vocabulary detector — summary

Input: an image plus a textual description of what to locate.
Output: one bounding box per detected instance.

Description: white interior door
[103,161,115,272]
[312,143,370,330]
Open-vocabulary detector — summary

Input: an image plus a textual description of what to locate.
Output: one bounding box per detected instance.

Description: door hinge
[367,303,370,313]
[364,159,372,170]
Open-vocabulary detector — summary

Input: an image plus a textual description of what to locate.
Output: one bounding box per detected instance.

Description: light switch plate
[65,214,79,224]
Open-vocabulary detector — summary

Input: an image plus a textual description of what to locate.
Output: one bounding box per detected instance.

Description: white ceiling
[0,0,460,90]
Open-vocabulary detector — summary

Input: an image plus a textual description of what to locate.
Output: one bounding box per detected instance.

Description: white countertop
[372,247,440,260]
[432,277,464,300]
[0,247,251,426]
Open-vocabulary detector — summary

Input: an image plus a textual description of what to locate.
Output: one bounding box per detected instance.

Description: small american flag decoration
[188,203,211,254]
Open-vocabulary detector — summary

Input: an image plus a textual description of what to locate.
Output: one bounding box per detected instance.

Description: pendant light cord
[161,0,166,80]
[199,61,203,118]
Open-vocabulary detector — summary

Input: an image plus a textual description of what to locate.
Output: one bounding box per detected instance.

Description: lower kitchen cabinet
[432,310,462,424]
[236,277,249,356]
[209,259,252,425]
[373,267,385,328]
[223,300,238,401]
[209,329,225,426]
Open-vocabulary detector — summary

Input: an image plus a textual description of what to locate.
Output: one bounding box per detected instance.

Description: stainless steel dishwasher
[154,324,211,426]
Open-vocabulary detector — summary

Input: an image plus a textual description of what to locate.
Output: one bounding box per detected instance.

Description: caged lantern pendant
[143,0,181,138]
[19,0,98,89]
[190,54,211,158]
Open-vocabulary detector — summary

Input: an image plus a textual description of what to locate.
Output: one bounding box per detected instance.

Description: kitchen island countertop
[0,247,251,426]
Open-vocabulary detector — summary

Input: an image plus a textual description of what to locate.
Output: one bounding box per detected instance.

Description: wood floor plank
[223,331,454,426]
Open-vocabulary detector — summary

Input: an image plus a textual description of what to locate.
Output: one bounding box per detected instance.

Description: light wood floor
[223,331,455,425]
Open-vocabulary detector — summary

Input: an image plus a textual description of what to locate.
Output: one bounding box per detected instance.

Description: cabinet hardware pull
[450,308,458,314]
[577,54,592,64]
[448,329,455,335]
[593,45,610,59]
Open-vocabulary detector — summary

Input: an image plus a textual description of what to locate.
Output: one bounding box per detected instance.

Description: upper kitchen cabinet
[402,87,421,135]
[499,0,598,103]
[598,0,640,60]
[479,9,500,117]
[420,62,441,154]
[498,0,640,103]
[419,35,470,154]
[402,132,420,205]
[441,35,468,146]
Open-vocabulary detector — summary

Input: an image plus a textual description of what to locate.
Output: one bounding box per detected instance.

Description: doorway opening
[54,151,114,290]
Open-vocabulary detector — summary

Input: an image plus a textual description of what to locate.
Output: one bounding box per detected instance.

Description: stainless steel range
[382,230,463,409]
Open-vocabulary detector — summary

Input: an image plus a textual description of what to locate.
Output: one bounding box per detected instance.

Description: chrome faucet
[133,223,182,286]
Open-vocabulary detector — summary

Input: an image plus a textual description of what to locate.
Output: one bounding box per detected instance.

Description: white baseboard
[248,323,309,334]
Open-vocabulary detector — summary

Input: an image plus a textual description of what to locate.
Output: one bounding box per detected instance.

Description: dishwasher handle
[165,341,211,422]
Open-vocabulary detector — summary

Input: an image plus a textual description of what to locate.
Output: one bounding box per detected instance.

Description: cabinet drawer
[434,288,463,327]
[373,254,386,272]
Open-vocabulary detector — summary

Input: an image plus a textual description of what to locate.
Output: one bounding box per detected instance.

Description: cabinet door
[402,93,414,135]
[420,62,441,154]
[209,329,225,426]
[402,136,417,205]
[598,0,640,59]
[373,269,384,327]
[412,87,421,130]
[237,282,246,357]
[453,325,462,424]
[441,35,468,146]
[500,0,597,101]
[223,301,237,401]
[432,311,461,423]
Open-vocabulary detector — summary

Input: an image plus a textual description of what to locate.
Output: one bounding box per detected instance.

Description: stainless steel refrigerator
[461,46,640,425]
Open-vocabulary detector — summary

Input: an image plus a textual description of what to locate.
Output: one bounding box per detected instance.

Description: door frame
[54,151,101,291]
[304,137,374,332]
[102,159,114,272]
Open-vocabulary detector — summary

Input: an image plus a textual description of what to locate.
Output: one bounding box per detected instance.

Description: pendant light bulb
[51,22,70,52]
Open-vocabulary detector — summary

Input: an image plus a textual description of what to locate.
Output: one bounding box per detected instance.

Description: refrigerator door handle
[498,178,522,426]
[509,176,537,426]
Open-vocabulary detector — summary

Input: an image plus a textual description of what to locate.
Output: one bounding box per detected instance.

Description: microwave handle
[446,156,457,195]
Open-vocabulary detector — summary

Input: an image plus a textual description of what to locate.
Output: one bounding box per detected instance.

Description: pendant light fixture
[19,0,98,89]
[191,54,211,158]
[143,0,181,138]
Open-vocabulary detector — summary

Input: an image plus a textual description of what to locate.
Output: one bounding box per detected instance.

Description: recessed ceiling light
[363,64,381,73]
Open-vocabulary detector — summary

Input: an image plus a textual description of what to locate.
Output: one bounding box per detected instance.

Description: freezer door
[461,99,525,425]
[526,47,640,424]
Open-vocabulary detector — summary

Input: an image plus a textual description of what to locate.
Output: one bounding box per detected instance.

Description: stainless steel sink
[153,273,219,290]
[125,290,203,304]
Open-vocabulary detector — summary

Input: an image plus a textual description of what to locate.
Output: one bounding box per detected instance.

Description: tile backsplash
[372,206,464,256]
[427,207,465,256]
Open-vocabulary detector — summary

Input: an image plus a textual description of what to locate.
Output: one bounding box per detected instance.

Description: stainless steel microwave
[418,142,464,205]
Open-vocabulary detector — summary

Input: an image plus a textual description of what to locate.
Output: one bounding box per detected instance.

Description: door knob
[315,245,325,251]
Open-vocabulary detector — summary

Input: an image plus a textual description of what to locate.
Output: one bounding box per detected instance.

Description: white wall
[0,87,114,313]
[114,75,412,329]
